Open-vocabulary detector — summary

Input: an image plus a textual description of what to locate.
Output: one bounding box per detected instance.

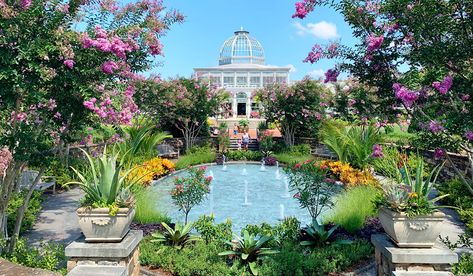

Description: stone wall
[163,137,217,153]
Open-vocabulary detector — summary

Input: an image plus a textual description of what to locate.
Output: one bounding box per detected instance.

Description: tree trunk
[282,125,295,147]
[8,167,45,254]
[0,162,23,240]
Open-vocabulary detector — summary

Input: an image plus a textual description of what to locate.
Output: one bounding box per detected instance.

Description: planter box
[77,207,135,242]
[378,207,444,248]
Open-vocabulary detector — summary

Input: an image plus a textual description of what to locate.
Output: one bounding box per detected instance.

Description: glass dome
[219,29,265,65]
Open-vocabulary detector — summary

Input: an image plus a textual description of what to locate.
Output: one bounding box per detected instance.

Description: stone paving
[0,259,60,276]
[26,187,83,246]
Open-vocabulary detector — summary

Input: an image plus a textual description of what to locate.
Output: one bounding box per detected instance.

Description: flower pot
[378,207,444,248]
[77,207,135,242]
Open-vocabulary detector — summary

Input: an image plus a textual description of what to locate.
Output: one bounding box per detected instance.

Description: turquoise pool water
[152,163,313,231]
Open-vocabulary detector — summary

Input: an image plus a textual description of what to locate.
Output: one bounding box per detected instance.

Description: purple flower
[429,120,445,133]
[434,148,446,160]
[324,69,339,83]
[432,75,453,95]
[371,144,384,158]
[461,94,470,101]
[63,59,74,69]
[464,130,473,141]
[393,83,419,107]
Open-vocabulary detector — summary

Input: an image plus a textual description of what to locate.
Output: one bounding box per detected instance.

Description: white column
[260,71,263,87]
[246,93,251,119]
[232,94,237,119]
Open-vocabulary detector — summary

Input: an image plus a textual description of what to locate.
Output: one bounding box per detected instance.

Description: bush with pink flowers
[171,167,212,224]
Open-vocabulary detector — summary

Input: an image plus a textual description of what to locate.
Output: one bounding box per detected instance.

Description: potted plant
[239,119,249,132]
[375,158,447,248]
[69,148,136,242]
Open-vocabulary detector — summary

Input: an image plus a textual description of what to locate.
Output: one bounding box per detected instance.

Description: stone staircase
[229,138,259,151]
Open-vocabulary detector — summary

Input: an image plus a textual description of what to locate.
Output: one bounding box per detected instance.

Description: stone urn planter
[77,207,135,242]
[378,207,445,248]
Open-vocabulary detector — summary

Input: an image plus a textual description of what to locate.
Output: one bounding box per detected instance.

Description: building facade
[194,29,291,119]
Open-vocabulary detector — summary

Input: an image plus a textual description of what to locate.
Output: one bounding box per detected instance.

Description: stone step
[392,272,453,276]
[68,265,127,276]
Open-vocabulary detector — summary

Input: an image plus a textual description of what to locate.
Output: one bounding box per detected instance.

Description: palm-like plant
[219,230,278,275]
[68,148,136,208]
[115,124,171,166]
[300,221,352,248]
[319,120,350,163]
[151,222,201,249]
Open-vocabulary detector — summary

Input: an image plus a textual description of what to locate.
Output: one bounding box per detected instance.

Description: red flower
[293,163,301,169]
[205,176,213,182]
[293,193,301,199]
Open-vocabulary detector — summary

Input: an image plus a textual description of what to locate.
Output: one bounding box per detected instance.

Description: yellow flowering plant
[321,160,379,188]
[128,157,175,186]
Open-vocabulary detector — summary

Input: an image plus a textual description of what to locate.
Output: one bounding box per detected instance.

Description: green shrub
[242,217,301,247]
[325,186,380,233]
[194,214,232,244]
[437,178,473,231]
[225,150,262,161]
[140,238,245,276]
[175,146,216,170]
[133,186,170,224]
[7,190,43,235]
[0,238,66,274]
[289,144,312,155]
[274,153,315,165]
[258,240,373,276]
[452,254,473,275]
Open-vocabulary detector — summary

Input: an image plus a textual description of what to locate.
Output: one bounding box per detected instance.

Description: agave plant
[68,148,136,208]
[300,221,352,248]
[151,222,201,249]
[219,230,278,275]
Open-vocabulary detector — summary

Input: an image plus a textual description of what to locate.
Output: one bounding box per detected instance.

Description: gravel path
[26,188,83,246]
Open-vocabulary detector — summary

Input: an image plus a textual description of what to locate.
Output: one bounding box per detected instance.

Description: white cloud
[287,64,297,73]
[293,21,339,40]
[308,69,325,79]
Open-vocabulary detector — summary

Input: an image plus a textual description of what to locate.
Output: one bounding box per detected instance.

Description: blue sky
[154,0,357,81]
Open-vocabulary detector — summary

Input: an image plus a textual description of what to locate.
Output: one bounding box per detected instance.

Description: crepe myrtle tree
[254,78,328,147]
[0,0,182,251]
[292,0,473,195]
[136,78,230,151]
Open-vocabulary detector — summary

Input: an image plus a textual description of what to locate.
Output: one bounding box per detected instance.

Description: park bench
[157,144,180,159]
[19,170,56,194]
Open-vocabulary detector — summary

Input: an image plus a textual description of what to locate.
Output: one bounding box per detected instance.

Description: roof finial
[240,26,244,31]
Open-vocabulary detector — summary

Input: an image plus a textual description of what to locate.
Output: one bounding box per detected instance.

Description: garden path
[26,187,83,246]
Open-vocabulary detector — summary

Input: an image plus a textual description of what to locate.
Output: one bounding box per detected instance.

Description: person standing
[233,123,239,138]
[242,130,250,151]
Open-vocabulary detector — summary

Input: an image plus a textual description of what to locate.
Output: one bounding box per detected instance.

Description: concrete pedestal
[372,234,458,276]
[65,230,143,276]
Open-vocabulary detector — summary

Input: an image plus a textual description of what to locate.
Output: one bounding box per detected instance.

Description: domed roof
[219,28,265,66]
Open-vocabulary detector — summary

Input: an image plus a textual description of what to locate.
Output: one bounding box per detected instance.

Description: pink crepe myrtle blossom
[101,60,119,74]
[393,83,419,107]
[63,59,74,69]
[11,111,27,122]
[21,0,31,9]
[366,33,384,52]
[432,75,453,95]
[304,44,323,64]
[324,69,339,83]
[461,94,470,101]
[292,0,317,19]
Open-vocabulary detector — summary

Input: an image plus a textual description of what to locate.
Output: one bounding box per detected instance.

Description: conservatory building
[194,28,291,119]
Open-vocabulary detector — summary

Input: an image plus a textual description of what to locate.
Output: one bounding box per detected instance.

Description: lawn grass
[175,149,216,170]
